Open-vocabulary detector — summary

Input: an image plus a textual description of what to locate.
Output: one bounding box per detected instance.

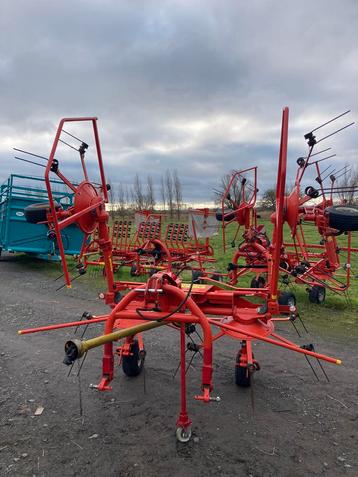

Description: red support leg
[97,341,114,390]
[176,324,192,442]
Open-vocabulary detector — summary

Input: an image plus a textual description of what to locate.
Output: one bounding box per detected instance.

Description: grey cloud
[0,0,357,203]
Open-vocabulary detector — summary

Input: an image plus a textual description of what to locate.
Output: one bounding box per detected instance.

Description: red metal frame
[21,110,343,442]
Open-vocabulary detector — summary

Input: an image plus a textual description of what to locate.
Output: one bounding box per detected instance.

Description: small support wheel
[250,275,266,288]
[308,285,326,304]
[122,340,145,377]
[149,268,157,277]
[210,271,222,282]
[192,270,202,284]
[176,426,192,443]
[278,291,296,307]
[114,291,122,304]
[130,264,138,276]
[235,352,251,387]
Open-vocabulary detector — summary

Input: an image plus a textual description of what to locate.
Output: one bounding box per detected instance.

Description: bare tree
[261,188,276,210]
[213,172,244,208]
[107,180,117,219]
[145,175,156,210]
[132,173,144,210]
[337,164,358,205]
[124,184,132,211]
[160,174,166,211]
[165,169,174,218]
[173,169,182,219]
[117,182,126,216]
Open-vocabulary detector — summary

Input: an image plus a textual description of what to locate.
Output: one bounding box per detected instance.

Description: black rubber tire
[210,271,221,282]
[235,353,251,387]
[192,270,202,284]
[122,340,144,377]
[278,291,296,307]
[151,245,162,260]
[308,285,326,304]
[114,291,122,304]
[280,260,290,271]
[250,275,266,288]
[215,209,236,222]
[325,206,358,231]
[24,202,60,224]
[130,264,137,276]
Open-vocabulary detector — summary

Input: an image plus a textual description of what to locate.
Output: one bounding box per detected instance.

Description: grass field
[14,214,358,338]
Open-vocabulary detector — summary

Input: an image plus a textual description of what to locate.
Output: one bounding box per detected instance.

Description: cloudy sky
[0,0,357,205]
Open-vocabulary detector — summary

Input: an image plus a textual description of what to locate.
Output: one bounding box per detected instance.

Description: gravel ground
[0,253,357,477]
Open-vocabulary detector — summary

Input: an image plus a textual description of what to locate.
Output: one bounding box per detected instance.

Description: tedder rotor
[19,110,342,442]
[214,166,272,288]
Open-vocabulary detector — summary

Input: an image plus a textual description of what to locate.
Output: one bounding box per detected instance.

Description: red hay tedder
[20,109,344,442]
[218,111,358,304]
[80,208,217,277]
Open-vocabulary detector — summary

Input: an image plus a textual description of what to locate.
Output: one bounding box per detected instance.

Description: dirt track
[1,254,358,477]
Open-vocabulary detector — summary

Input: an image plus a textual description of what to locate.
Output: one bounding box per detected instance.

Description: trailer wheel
[308,285,326,304]
[176,426,192,443]
[122,340,145,377]
[24,202,60,224]
[325,206,358,231]
[235,353,251,387]
[278,291,296,307]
